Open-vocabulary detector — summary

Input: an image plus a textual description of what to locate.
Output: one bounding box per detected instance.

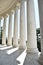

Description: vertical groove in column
[0,19,1,38]
[0,19,1,31]
[7,13,13,46]
[13,8,18,47]
[27,0,38,53]
[2,17,6,45]
[19,0,26,49]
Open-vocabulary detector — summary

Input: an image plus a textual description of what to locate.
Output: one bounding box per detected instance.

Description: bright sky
[34,0,40,28]
[1,0,40,40]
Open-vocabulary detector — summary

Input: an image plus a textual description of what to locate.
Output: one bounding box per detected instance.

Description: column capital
[4,14,8,19]
[0,16,3,20]
[19,0,26,2]
[16,2,20,9]
[8,10,14,16]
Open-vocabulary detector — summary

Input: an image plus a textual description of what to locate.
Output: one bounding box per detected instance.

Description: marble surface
[24,53,41,65]
[0,46,24,65]
[0,45,42,65]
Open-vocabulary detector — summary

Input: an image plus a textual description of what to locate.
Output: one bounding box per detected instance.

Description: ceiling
[0,0,18,16]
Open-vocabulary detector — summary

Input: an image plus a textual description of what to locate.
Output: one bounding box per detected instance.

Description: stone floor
[24,53,41,65]
[0,45,42,65]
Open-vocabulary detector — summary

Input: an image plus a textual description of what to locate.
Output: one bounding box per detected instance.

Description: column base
[7,43,12,46]
[19,44,26,50]
[13,41,18,48]
[2,44,6,46]
[38,53,43,64]
[27,48,39,54]
[13,44,19,48]
[2,43,6,45]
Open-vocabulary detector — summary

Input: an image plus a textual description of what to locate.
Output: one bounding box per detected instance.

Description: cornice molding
[0,0,20,17]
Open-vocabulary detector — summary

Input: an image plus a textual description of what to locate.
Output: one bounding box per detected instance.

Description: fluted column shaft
[2,17,7,45]
[27,0,38,53]
[13,8,18,47]
[8,13,13,46]
[0,19,1,30]
[19,0,26,49]
[0,19,1,35]
[0,19,1,38]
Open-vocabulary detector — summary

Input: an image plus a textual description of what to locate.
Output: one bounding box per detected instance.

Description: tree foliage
[36,28,41,52]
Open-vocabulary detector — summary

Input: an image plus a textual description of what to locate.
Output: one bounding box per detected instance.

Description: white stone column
[13,8,19,47]
[7,13,13,46]
[27,0,38,53]
[0,19,1,30]
[38,0,43,64]
[2,16,7,45]
[19,0,26,49]
[0,19,1,39]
